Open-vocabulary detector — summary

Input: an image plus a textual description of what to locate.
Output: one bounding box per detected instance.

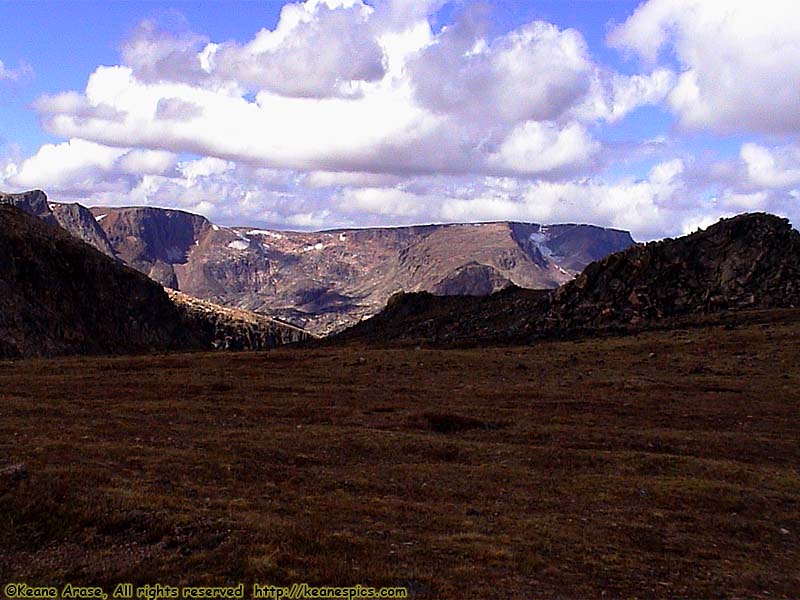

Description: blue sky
[1,0,798,239]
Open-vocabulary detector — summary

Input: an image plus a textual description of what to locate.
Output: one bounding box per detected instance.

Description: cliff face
[49,202,117,257]
[0,190,59,226]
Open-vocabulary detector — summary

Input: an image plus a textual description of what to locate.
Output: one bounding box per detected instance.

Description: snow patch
[528,226,554,259]
[227,240,250,251]
[211,224,220,231]
[94,214,107,222]
[301,242,325,252]
[338,233,347,242]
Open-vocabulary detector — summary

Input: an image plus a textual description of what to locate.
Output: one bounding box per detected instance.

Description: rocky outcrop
[431,262,511,296]
[49,202,117,257]
[540,213,800,335]
[166,289,313,350]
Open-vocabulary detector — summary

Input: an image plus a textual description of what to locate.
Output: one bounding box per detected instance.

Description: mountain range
[0,201,309,358]
[1,190,634,335]
[338,212,800,345]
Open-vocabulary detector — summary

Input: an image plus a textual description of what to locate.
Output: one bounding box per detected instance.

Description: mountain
[0,204,310,358]
[337,213,800,345]
[72,204,633,335]
[0,189,59,226]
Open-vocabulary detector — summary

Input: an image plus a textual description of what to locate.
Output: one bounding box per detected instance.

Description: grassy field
[1,310,799,599]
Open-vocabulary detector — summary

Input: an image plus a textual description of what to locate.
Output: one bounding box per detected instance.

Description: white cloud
[409,17,593,125]
[648,158,684,185]
[9,1,800,240]
[740,143,800,189]
[489,121,600,176]
[304,170,401,188]
[718,190,769,212]
[118,149,178,176]
[121,19,211,86]
[609,0,800,134]
[213,0,385,98]
[336,186,426,217]
[573,68,675,123]
[10,139,126,192]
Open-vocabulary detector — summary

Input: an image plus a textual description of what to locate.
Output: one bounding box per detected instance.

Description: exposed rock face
[92,207,211,289]
[337,213,800,345]
[49,202,117,257]
[0,190,58,226]
[431,262,510,296]
[540,213,800,334]
[0,205,309,358]
[166,289,312,350]
[80,206,633,335]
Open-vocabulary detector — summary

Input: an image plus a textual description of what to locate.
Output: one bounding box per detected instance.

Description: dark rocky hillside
[0,205,310,358]
[541,213,800,335]
[338,213,800,345]
[0,204,193,357]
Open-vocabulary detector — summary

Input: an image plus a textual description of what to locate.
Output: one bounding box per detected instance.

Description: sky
[0,0,799,240]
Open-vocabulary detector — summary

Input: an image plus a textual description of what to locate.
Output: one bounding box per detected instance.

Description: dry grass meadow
[1,310,799,598]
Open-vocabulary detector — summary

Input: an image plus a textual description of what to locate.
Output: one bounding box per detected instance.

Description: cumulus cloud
[489,121,600,176]
[609,0,800,134]
[10,139,127,192]
[740,143,800,189]
[336,186,426,217]
[213,0,385,98]
[304,170,401,188]
[121,18,212,86]
[409,15,592,125]
[9,0,800,239]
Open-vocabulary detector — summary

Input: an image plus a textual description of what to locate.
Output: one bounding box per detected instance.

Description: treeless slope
[166,289,313,349]
[1,314,799,597]
[0,204,194,357]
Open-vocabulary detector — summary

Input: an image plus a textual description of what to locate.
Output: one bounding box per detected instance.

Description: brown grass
[1,310,799,598]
